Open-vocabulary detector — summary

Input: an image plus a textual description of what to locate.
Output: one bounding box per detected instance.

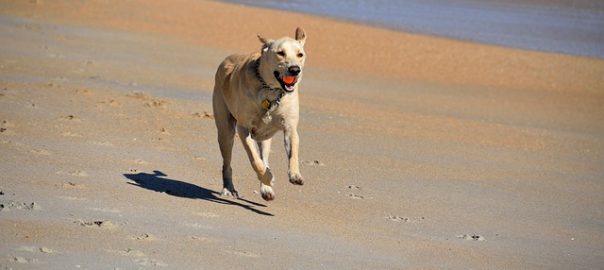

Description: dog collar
[255,60,286,111]
[254,60,282,92]
[261,90,285,110]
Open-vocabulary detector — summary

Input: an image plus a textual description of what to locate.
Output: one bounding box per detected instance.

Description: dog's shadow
[123,170,272,216]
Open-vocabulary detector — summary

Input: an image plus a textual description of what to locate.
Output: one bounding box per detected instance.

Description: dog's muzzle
[274,65,301,92]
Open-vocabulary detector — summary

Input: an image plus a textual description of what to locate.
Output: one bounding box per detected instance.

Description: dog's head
[258,27,307,93]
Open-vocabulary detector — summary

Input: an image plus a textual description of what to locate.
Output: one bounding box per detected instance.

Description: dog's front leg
[237,126,275,201]
[284,127,304,185]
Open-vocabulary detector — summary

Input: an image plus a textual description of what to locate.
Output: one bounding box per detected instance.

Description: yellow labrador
[212,28,307,201]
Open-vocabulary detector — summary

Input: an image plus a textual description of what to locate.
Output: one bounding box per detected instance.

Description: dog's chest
[250,110,284,141]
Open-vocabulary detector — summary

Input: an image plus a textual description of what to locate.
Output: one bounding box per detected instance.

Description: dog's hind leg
[238,126,275,201]
[257,138,272,169]
[213,93,238,198]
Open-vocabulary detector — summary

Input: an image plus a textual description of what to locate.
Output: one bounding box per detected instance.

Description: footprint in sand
[69,170,88,177]
[186,223,213,230]
[1,120,15,135]
[89,207,121,213]
[346,185,364,199]
[192,111,214,119]
[190,235,215,242]
[75,219,118,229]
[75,89,92,95]
[386,215,425,223]
[131,233,156,241]
[61,131,82,137]
[194,212,219,218]
[30,149,51,156]
[160,128,170,135]
[1,120,12,126]
[13,256,37,264]
[126,92,149,100]
[302,159,326,167]
[58,114,81,122]
[59,181,85,189]
[57,170,88,177]
[0,201,41,211]
[97,99,120,108]
[225,250,260,258]
[347,185,361,190]
[25,102,37,109]
[144,99,168,109]
[46,82,63,88]
[348,193,365,199]
[17,246,54,254]
[126,89,163,109]
[127,159,148,165]
[39,247,54,254]
[57,196,87,201]
[117,248,145,257]
[112,248,168,267]
[90,140,114,147]
[193,156,206,161]
[457,234,486,241]
[135,257,168,267]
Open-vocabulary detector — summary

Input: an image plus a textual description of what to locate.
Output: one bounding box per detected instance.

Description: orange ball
[282,76,296,84]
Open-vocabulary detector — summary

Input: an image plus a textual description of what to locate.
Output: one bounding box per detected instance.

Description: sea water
[223,0,604,58]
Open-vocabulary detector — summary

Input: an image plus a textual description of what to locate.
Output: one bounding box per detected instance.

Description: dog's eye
[277,51,286,57]
[297,53,304,58]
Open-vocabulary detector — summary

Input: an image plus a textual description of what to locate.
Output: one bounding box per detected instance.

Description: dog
[212,28,307,201]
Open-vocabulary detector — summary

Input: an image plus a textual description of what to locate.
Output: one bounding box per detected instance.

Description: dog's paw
[221,187,239,198]
[289,174,304,185]
[260,184,275,201]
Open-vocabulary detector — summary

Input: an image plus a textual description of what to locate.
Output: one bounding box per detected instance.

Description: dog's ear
[257,34,272,53]
[295,27,306,46]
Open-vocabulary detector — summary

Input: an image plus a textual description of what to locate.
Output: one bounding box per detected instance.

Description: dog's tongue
[282,76,297,85]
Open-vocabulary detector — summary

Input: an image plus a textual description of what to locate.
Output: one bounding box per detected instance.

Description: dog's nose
[288,65,301,76]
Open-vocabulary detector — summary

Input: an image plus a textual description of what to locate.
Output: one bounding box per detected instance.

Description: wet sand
[1,1,603,269]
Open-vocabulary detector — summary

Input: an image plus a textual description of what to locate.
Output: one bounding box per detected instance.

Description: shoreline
[223,0,604,59]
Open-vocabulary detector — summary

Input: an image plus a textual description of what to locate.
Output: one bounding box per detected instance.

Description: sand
[0,0,603,269]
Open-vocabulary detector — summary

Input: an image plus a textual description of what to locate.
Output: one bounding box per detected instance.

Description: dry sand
[1,0,603,269]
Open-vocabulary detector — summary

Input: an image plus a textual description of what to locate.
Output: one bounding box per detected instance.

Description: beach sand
[0,1,603,269]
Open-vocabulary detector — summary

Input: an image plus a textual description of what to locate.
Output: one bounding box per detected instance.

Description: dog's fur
[212,28,307,201]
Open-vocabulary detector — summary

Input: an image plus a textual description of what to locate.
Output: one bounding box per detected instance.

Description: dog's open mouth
[274,71,298,92]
